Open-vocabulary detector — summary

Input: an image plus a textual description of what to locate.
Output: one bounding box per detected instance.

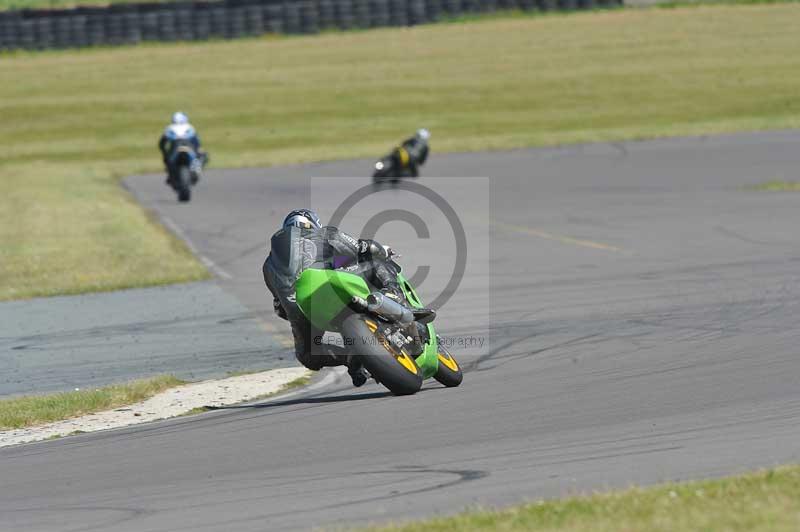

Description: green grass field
[2,4,800,300]
[0,375,184,429]
[749,180,800,191]
[363,465,800,531]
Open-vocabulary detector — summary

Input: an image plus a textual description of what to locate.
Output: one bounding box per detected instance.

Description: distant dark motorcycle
[167,141,207,202]
[372,147,419,185]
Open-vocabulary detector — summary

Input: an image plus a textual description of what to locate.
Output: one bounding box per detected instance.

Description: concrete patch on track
[0,367,310,448]
[0,281,293,398]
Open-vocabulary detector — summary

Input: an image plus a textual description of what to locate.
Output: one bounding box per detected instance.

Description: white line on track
[161,215,233,280]
[493,220,626,253]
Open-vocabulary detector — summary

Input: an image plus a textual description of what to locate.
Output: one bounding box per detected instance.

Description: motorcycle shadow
[207,390,392,410]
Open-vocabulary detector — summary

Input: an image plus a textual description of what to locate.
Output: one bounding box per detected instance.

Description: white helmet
[172,112,189,125]
[416,128,430,141]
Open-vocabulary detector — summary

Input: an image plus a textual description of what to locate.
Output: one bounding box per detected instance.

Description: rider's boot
[163,162,172,185]
[165,168,176,189]
[349,367,367,388]
[347,357,368,387]
[326,349,368,387]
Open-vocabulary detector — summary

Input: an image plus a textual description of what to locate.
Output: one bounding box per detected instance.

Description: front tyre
[341,314,423,396]
[434,343,463,387]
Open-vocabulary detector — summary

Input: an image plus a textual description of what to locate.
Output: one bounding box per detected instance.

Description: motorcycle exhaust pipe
[365,292,413,324]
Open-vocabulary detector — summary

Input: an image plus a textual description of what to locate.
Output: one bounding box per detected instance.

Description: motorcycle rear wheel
[341,314,423,396]
[372,172,391,184]
[177,165,192,203]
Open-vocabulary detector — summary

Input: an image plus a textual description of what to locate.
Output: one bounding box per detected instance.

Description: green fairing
[418,324,439,379]
[397,272,424,309]
[398,273,440,379]
[295,269,370,331]
[295,268,440,379]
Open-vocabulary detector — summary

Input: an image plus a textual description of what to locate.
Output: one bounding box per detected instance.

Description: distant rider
[393,128,430,177]
[263,209,403,387]
[158,112,207,187]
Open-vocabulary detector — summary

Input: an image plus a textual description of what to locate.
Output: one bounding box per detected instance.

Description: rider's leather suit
[263,225,400,370]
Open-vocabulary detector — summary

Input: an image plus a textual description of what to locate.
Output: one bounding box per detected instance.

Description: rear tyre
[373,170,390,184]
[341,314,423,396]
[434,343,463,387]
[177,165,191,203]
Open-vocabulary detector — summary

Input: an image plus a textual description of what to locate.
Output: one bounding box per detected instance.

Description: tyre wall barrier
[0,0,621,51]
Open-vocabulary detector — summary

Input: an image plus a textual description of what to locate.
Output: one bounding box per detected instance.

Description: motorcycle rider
[393,128,430,177]
[263,209,403,387]
[158,112,206,187]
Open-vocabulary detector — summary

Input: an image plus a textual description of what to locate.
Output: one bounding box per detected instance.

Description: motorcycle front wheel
[433,342,463,387]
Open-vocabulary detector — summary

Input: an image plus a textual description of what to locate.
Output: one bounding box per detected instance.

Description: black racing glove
[357,239,390,263]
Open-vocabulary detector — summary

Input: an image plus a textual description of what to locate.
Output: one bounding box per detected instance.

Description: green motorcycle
[294,259,463,395]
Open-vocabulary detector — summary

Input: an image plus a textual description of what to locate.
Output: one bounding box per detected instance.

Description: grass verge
[747,180,800,191]
[0,375,185,430]
[363,465,800,532]
[262,373,312,395]
[3,5,800,299]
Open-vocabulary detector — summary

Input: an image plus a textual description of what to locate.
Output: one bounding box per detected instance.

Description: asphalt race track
[0,282,291,397]
[3,131,800,531]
